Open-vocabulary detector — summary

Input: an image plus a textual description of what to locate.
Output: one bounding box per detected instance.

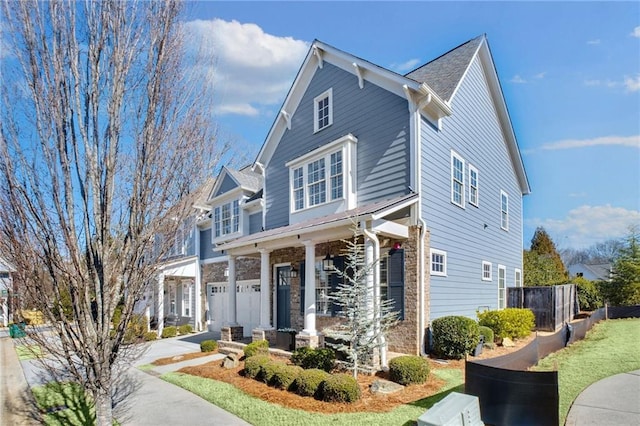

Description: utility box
[417,392,484,426]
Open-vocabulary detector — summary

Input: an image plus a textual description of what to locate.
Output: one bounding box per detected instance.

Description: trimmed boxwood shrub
[200,340,218,352]
[293,368,330,397]
[431,316,480,359]
[270,364,303,390]
[388,355,430,385]
[320,373,361,403]
[244,355,271,380]
[143,331,157,342]
[244,339,269,358]
[260,359,281,384]
[290,346,336,372]
[478,308,535,340]
[178,324,193,335]
[478,326,495,344]
[161,326,177,339]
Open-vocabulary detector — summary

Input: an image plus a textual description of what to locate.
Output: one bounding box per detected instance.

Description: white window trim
[469,164,479,207]
[182,282,192,317]
[212,198,243,244]
[451,150,465,208]
[430,248,447,277]
[515,268,522,288]
[482,261,492,281]
[500,190,509,231]
[498,264,506,309]
[313,88,333,133]
[286,134,357,214]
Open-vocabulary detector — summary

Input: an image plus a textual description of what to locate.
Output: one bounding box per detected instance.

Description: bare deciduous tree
[0,1,227,423]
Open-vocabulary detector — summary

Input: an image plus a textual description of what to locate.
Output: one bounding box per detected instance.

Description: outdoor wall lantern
[322,251,334,271]
[224,267,229,277]
[289,265,298,278]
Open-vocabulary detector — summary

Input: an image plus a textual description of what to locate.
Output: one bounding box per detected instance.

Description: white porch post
[259,249,273,329]
[302,241,317,335]
[156,273,165,337]
[226,255,238,326]
[194,264,202,331]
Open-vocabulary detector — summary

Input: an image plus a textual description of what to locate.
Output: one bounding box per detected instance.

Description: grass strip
[15,344,44,360]
[161,368,463,426]
[32,382,95,426]
[533,318,640,424]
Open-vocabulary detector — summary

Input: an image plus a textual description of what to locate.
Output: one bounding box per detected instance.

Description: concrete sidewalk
[566,369,640,426]
[2,331,250,426]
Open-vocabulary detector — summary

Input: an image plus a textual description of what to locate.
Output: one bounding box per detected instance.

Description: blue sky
[182,1,640,250]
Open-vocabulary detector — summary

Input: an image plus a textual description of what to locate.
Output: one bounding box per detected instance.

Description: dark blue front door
[276,266,291,329]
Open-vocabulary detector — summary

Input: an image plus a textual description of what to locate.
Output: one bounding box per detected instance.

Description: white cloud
[534,72,546,79]
[586,39,601,45]
[183,19,309,117]
[510,74,526,84]
[631,26,640,38]
[389,58,422,73]
[541,135,640,150]
[531,205,640,249]
[624,75,640,92]
[568,192,588,198]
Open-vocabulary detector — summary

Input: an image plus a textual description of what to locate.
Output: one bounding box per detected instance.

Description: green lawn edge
[532,318,640,424]
[161,368,464,426]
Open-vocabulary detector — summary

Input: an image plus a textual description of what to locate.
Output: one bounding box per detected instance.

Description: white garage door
[207,280,260,337]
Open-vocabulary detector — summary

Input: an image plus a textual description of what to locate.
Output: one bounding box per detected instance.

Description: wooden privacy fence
[508,284,578,331]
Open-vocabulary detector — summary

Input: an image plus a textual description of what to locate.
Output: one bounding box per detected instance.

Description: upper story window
[482,261,492,281]
[314,88,333,133]
[469,165,479,206]
[286,134,357,215]
[430,248,447,276]
[515,268,522,288]
[451,151,465,208]
[500,190,509,231]
[214,199,240,238]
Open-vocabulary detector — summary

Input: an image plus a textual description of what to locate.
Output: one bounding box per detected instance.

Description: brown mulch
[151,333,535,413]
[151,351,217,366]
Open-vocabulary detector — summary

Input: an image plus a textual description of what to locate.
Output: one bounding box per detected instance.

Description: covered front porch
[216,193,426,360]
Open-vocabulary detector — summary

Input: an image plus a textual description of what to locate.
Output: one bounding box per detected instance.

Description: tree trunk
[95,388,113,426]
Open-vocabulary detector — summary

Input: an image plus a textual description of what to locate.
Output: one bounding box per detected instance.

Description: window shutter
[299,262,305,315]
[330,256,345,317]
[388,249,405,320]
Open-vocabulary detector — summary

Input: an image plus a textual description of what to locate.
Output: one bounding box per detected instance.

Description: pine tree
[525,227,567,285]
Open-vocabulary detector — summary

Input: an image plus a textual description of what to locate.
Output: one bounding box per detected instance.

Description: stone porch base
[221,325,244,342]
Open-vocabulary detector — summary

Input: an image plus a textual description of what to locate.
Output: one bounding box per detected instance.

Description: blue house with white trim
[210,35,529,359]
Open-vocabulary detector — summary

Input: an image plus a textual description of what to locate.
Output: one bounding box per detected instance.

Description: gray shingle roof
[227,166,262,193]
[405,35,484,102]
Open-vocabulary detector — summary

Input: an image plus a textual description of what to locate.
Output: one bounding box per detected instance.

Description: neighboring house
[0,257,16,326]
[213,34,530,359]
[568,263,613,282]
[145,165,263,337]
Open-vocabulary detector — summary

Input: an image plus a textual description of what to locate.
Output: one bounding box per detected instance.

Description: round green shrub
[388,355,430,385]
[244,339,269,358]
[293,368,330,397]
[243,355,271,380]
[320,373,361,403]
[178,324,193,335]
[143,331,157,342]
[478,308,535,340]
[270,364,303,390]
[478,326,494,345]
[161,326,177,339]
[290,346,336,372]
[200,340,218,352]
[431,316,480,359]
[260,360,281,384]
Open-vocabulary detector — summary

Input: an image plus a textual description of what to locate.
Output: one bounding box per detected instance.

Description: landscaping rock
[223,352,239,369]
[370,379,404,395]
[502,337,515,347]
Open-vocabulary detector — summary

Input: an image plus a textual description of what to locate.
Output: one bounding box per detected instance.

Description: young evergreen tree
[602,226,640,305]
[525,227,567,285]
[324,229,398,379]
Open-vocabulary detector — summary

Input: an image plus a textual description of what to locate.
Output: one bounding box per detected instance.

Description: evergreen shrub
[478,326,495,344]
[161,326,177,339]
[200,340,218,352]
[290,346,336,372]
[243,355,271,380]
[477,308,534,339]
[270,364,303,390]
[143,331,157,342]
[320,373,361,403]
[431,316,480,359]
[388,355,430,385]
[243,340,269,358]
[293,368,329,397]
[178,324,193,335]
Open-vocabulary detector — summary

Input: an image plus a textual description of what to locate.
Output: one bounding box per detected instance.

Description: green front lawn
[162,368,464,426]
[533,318,640,424]
[32,382,95,426]
[15,344,45,360]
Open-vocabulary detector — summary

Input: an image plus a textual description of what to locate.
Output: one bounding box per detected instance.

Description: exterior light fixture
[289,265,298,278]
[322,251,334,271]
[224,267,229,277]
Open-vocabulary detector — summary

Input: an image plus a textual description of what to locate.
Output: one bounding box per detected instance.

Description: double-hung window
[469,165,479,206]
[214,199,240,238]
[307,158,326,206]
[314,88,333,133]
[293,168,304,211]
[451,151,465,207]
[498,265,506,308]
[500,190,509,231]
[515,269,522,288]
[330,151,343,200]
[430,249,447,276]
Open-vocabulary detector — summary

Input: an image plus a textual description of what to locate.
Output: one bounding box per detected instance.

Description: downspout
[362,227,386,367]
[418,217,428,356]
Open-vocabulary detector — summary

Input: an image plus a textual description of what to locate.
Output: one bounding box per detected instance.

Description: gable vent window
[314,88,333,133]
[451,151,465,208]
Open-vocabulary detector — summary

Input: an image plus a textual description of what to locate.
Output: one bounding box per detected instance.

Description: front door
[276,266,291,329]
